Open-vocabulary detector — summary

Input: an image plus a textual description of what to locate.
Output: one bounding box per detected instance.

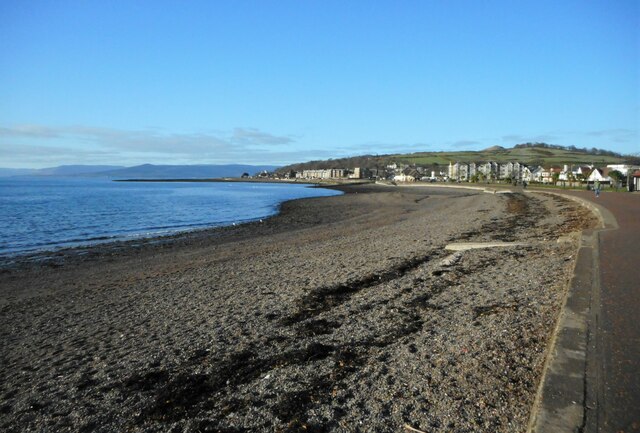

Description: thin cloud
[0,124,298,163]
[0,142,111,157]
[585,129,637,143]
[0,142,118,166]
[236,148,339,165]
[586,128,633,137]
[502,129,638,147]
[231,128,294,146]
[501,134,559,144]
[0,124,62,139]
[450,140,481,148]
[502,134,525,143]
[350,142,432,154]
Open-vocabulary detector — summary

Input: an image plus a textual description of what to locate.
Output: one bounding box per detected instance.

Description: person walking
[595,179,601,197]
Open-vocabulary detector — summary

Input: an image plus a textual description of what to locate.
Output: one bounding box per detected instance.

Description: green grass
[392,147,626,167]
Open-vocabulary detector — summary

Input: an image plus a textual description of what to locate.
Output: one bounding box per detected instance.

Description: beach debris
[439,252,463,267]
[404,424,428,433]
[445,241,527,251]
[473,302,519,319]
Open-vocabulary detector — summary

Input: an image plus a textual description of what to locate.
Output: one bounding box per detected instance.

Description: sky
[1,0,639,168]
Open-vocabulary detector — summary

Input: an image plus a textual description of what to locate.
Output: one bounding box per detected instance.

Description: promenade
[532,189,640,433]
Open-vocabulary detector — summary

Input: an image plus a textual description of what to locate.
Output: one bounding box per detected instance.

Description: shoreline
[0,184,596,432]
[113,177,374,186]
[0,182,355,272]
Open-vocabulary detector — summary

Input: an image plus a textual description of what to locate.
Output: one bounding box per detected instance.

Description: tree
[609,170,625,189]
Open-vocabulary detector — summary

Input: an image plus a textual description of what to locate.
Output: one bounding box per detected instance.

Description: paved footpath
[560,190,640,432]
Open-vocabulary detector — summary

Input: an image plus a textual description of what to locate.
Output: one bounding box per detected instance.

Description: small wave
[1,180,342,258]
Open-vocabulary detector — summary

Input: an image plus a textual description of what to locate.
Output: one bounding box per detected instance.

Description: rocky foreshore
[0,184,596,432]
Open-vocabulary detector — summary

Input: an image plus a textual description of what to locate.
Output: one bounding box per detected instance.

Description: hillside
[393,146,627,167]
[278,144,633,173]
[36,165,126,176]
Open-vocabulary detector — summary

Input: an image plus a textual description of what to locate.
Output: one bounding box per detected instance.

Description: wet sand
[0,184,595,432]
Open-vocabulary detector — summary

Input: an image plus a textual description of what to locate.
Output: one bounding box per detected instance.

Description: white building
[394,168,420,182]
[606,164,640,176]
[449,162,475,181]
[633,170,640,191]
[586,168,613,184]
[394,172,415,182]
[478,161,499,179]
[301,169,347,179]
[521,166,534,182]
[559,165,571,181]
[500,162,526,181]
[349,167,363,179]
[531,166,546,183]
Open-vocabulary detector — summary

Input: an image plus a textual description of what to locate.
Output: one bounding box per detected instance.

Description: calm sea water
[0,178,342,257]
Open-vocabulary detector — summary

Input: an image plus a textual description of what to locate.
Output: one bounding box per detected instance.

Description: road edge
[527,192,617,433]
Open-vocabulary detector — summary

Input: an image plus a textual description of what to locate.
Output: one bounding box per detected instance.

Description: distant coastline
[113,177,374,186]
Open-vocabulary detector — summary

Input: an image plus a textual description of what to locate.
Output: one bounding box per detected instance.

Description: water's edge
[0,179,344,266]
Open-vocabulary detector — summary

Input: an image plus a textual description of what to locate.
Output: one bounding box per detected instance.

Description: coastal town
[267,161,640,191]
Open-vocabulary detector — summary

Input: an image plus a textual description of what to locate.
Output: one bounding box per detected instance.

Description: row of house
[283,161,640,190]
[296,168,368,180]
[448,161,525,181]
[448,161,640,186]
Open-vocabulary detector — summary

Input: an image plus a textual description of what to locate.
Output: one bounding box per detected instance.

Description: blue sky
[1,0,638,168]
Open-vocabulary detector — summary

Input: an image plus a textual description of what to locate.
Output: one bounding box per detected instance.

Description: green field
[393,147,626,167]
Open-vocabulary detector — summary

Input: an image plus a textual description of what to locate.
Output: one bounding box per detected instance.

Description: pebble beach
[0,184,596,432]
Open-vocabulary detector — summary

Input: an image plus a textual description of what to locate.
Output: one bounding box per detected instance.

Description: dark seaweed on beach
[0,186,592,432]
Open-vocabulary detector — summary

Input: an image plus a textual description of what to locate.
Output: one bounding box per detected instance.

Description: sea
[0,178,342,258]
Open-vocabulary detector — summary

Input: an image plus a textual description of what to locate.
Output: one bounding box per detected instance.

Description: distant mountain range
[0,164,280,179]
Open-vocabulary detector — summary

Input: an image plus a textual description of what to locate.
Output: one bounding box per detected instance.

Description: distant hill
[483,145,505,152]
[278,144,633,173]
[36,165,126,176]
[97,164,280,179]
[0,165,125,178]
[0,164,280,179]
